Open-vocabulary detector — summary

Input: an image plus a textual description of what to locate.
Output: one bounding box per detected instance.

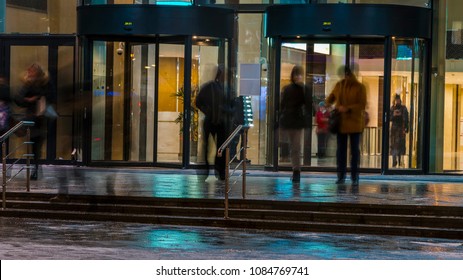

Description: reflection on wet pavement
[1,217,462,260]
[7,166,463,207]
[3,166,463,260]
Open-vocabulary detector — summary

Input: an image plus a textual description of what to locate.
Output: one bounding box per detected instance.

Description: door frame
[270,36,429,175]
[0,34,76,165]
[81,35,231,169]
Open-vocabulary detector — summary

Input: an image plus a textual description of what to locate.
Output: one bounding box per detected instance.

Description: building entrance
[78,5,234,168]
[88,37,229,167]
[274,39,426,173]
[265,4,431,174]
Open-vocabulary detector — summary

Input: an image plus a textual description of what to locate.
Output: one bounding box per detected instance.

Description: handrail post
[242,128,248,199]
[26,127,31,192]
[2,141,6,209]
[224,147,230,219]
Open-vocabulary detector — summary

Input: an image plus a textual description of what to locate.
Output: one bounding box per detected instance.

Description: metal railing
[217,124,250,219]
[1,121,35,209]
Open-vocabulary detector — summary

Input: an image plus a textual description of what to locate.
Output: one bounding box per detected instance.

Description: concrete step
[2,192,463,240]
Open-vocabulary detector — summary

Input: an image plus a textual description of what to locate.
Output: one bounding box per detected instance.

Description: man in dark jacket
[195,66,231,180]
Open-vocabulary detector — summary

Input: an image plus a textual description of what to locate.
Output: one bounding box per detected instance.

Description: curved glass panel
[278,41,385,169]
[389,37,425,170]
[190,39,227,166]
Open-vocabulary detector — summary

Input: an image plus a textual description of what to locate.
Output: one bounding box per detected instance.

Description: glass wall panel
[442,0,463,172]
[56,46,74,160]
[237,13,265,165]
[389,37,425,170]
[5,0,76,34]
[157,43,184,163]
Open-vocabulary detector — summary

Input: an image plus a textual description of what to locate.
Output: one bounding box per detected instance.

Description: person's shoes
[335,178,345,184]
[30,171,38,181]
[351,178,359,187]
[291,170,300,183]
[49,195,69,203]
[392,159,397,167]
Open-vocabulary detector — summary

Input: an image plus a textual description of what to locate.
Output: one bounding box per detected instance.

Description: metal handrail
[217,124,250,219]
[0,121,35,142]
[1,121,35,209]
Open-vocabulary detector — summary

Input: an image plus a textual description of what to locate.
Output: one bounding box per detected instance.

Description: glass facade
[1,0,463,174]
[2,0,76,34]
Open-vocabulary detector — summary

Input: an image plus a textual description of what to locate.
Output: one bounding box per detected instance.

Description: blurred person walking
[326,64,366,187]
[195,65,232,181]
[16,63,54,180]
[279,65,312,183]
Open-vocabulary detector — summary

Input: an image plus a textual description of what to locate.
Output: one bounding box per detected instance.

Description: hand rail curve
[0,121,35,142]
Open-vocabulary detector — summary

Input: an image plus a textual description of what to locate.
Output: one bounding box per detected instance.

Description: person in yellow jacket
[326,64,367,186]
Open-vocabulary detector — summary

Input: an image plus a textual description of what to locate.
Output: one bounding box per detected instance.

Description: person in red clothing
[316,101,330,159]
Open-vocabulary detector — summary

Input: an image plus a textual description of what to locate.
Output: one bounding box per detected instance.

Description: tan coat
[326,77,367,134]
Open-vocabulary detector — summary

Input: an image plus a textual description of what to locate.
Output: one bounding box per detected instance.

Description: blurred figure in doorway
[279,65,312,183]
[0,75,12,136]
[315,101,330,159]
[390,94,409,168]
[195,65,232,181]
[16,63,54,180]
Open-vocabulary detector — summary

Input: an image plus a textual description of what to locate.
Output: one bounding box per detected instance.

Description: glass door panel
[156,43,184,164]
[355,43,385,169]
[389,38,425,170]
[9,46,49,160]
[129,43,156,162]
[190,40,224,165]
[91,41,125,161]
[278,42,315,168]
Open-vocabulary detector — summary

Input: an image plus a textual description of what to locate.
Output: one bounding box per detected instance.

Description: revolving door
[266,4,432,174]
[77,5,234,167]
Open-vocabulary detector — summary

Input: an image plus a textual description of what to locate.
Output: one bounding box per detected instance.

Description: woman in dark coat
[279,65,312,183]
[390,94,409,167]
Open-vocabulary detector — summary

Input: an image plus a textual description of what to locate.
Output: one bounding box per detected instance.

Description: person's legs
[350,133,361,186]
[288,128,303,182]
[30,135,42,180]
[200,120,213,179]
[317,132,328,158]
[336,133,348,183]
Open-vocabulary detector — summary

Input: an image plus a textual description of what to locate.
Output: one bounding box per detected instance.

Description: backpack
[0,101,10,132]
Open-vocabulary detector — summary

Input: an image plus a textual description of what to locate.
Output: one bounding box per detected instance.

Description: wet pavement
[1,217,463,260]
[5,165,463,206]
[1,165,463,259]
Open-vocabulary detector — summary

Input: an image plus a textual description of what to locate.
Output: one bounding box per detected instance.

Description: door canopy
[265,4,431,39]
[78,4,234,38]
